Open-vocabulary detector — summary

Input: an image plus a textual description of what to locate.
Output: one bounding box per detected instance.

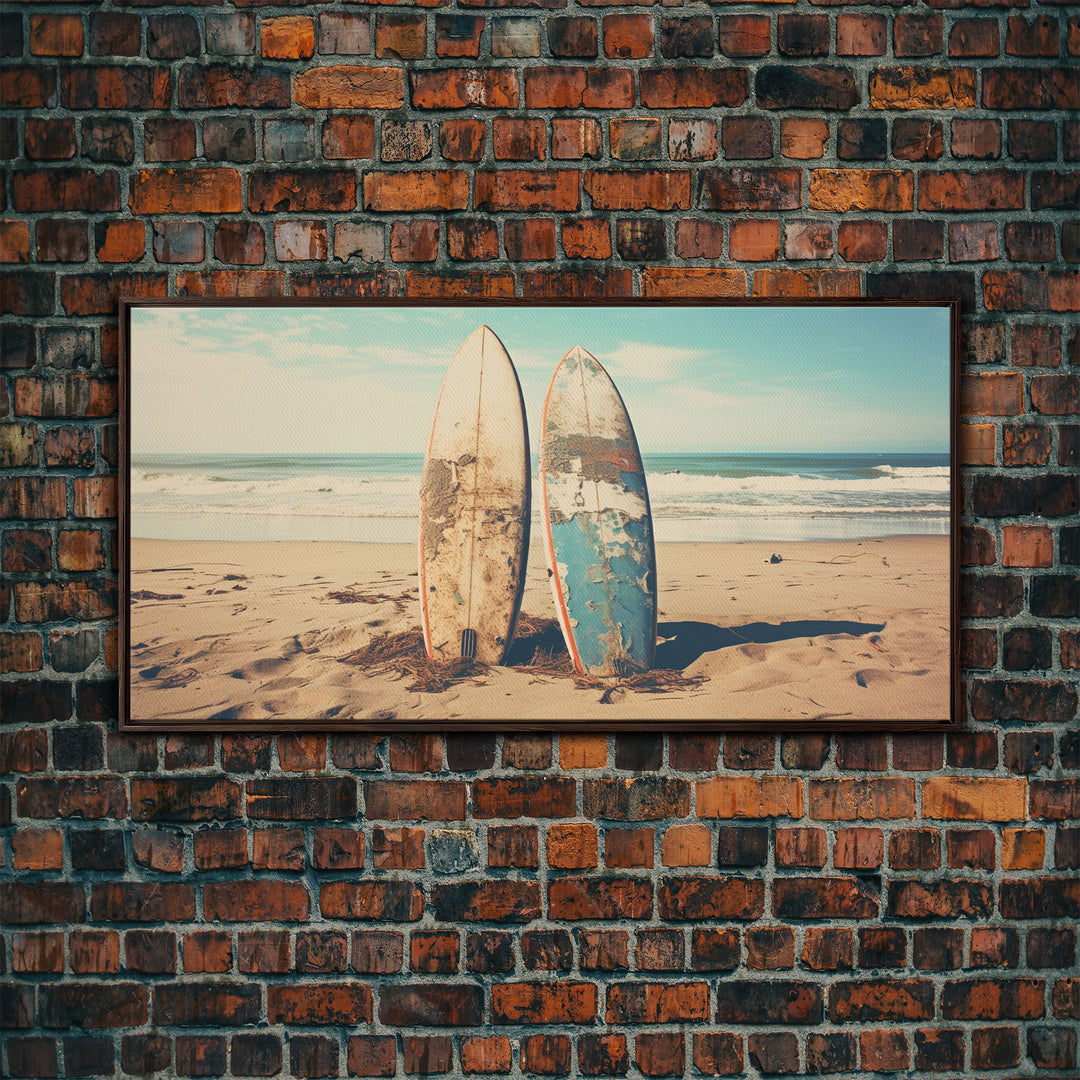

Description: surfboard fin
[460,628,478,660]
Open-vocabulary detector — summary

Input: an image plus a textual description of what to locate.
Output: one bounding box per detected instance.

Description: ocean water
[130,451,951,545]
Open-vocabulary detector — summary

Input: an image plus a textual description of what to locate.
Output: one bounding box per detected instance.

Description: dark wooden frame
[118,296,962,733]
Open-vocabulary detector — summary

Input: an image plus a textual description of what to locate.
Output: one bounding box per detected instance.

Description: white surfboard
[419,325,530,665]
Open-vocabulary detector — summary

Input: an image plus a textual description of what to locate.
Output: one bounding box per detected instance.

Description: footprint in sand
[855,669,896,688]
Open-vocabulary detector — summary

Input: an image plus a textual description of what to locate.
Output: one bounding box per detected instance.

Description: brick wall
[1,0,1078,1075]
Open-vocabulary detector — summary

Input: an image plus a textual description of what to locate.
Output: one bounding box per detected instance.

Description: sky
[129,303,952,456]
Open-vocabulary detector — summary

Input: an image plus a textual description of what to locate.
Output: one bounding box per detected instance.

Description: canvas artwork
[120,299,958,731]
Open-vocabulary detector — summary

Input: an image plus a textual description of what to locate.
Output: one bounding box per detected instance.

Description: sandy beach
[127,536,950,726]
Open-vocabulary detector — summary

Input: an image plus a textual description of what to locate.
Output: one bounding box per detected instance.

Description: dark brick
[466,931,514,973]
[779,14,829,57]
[63,1036,113,1078]
[913,927,964,970]
[614,734,663,771]
[838,119,887,160]
[757,67,859,110]
[231,1035,282,1077]
[549,17,597,58]
[380,985,484,1027]
[71,829,125,871]
[715,981,823,1024]
[661,17,713,58]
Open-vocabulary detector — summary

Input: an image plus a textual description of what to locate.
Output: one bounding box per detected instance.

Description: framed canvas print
[119,298,960,732]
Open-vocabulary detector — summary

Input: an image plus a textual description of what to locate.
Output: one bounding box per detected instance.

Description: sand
[126,535,951,727]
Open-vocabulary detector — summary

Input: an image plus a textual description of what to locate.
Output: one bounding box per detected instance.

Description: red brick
[699,168,801,211]
[262,16,314,59]
[0,221,30,264]
[547,823,599,869]
[439,118,486,161]
[950,18,999,56]
[493,117,545,161]
[839,220,887,261]
[779,118,828,160]
[70,931,119,972]
[869,67,977,109]
[861,1030,909,1072]
[23,117,74,161]
[413,69,517,109]
[411,931,459,974]
[1,66,58,108]
[640,268,745,298]
[491,982,596,1025]
[12,931,64,973]
[435,15,483,58]
[658,877,764,921]
[678,218,726,261]
[641,68,746,109]
[551,117,602,161]
[364,171,468,212]
[717,13,769,57]
[269,983,372,1025]
[294,66,403,109]
[322,882,423,921]
[30,15,83,56]
[923,777,1027,821]
[810,777,915,820]
[364,780,465,820]
[204,881,310,922]
[636,1034,684,1078]
[476,170,579,212]
[130,168,240,214]
[522,1034,570,1075]
[351,931,404,973]
[550,878,652,920]
[504,219,556,261]
[490,825,540,868]
[474,777,575,818]
[606,827,654,868]
[391,220,439,263]
[526,67,632,109]
[461,1036,512,1074]
[12,828,63,870]
[562,219,610,259]
[371,826,424,869]
[693,1033,743,1076]
[322,115,375,160]
[13,169,119,212]
[406,271,514,300]
[838,14,887,55]
[348,1036,397,1078]
[809,169,913,211]
[604,14,653,58]
[41,983,148,1028]
[697,776,803,819]
[376,14,426,59]
[184,931,232,974]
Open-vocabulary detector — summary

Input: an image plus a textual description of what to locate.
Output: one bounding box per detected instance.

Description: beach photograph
[124,302,954,726]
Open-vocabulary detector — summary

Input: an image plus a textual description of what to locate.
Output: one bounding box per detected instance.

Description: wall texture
[1,0,1078,1076]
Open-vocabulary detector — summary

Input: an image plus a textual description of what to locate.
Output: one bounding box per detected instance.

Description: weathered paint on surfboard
[540,346,657,677]
[419,325,530,665]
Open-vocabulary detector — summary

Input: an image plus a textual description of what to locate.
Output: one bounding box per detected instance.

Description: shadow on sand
[656,619,886,671]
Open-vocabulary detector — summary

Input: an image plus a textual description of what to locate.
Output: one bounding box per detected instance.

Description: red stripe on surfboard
[418,346,453,660]
[540,349,585,676]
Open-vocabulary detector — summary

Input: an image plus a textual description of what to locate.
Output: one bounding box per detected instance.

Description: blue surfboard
[540,346,657,677]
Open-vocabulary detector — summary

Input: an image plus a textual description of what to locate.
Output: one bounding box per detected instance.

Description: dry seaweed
[323,588,415,609]
[130,590,183,601]
[339,629,489,693]
[339,612,708,700]
[571,668,708,704]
